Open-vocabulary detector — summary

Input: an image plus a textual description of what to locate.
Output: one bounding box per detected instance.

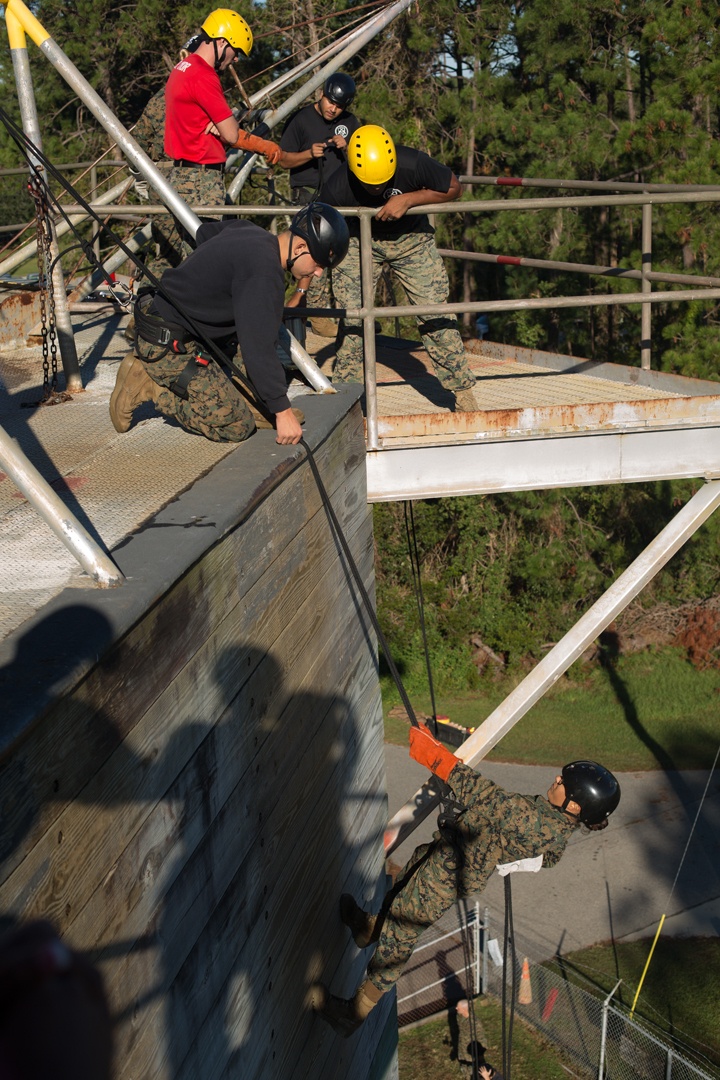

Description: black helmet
[561,761,621,827]
[290,202,349,269]
[323,73,356,109]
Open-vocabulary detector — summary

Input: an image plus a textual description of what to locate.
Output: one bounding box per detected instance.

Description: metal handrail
[45,191,720,447]
[0,159,125,177]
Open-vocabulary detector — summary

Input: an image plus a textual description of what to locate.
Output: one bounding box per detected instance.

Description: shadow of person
[1,599,387,1080]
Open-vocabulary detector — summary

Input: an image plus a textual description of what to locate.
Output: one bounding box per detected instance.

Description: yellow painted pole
[630,913,665,1016]
[4,0,51,47]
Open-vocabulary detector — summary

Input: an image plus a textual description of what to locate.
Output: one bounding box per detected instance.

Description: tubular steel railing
[38,187,720,449]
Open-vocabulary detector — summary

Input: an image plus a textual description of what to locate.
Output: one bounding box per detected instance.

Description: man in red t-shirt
[162,9,281,257]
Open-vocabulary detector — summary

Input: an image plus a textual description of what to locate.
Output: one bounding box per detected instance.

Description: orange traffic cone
[518,956,532,1005]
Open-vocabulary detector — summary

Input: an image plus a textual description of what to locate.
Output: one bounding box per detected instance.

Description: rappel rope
[403,500,439,733]
[501,877,517,1080]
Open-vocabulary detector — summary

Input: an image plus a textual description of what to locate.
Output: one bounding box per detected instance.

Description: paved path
[384,744,720,960]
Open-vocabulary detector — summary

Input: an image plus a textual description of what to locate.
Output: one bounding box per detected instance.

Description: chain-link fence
[397,900,719,1080]
[396,900,481,1027]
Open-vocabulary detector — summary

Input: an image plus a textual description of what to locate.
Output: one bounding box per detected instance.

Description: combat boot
[340,894,380,948]
[312,979,385,1038]
[453,386,478,413]
[109,351,161,433]
[309,317,338,338]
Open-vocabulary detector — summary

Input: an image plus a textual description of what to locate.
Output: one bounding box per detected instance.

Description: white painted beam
[367,426,720,502]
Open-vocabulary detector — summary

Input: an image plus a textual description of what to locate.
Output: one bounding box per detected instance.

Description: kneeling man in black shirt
[109,204,348,445]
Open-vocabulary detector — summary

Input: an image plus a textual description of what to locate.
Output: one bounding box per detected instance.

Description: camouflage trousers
[146,165,227,279]
[136,339,255,443]
[367,831,465,993]
[331,232,474,392]
[139,160,180,281]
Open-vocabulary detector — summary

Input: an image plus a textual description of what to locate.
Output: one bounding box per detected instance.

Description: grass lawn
[398,995,570,1080]
[399,939,720,1078]
[546,937,720,1069]
[382,648,720,771]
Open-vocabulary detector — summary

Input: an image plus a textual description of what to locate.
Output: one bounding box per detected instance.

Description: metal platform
[364,337,720,501]
[2,308,719,643]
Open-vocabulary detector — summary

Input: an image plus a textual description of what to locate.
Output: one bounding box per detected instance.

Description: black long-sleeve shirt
[153,219,290,413]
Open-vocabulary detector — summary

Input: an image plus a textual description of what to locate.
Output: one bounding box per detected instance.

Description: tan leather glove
[409,723,459,782]
[231,130,281,165]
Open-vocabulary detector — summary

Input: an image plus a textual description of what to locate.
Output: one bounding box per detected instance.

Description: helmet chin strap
[212,38,231,70]
[286,235,305,274]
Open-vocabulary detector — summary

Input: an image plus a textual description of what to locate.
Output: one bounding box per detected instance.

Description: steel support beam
[367,426,720,502]
[384,478,720,855]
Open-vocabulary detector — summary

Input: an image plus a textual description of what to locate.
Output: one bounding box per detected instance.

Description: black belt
[172,159,224,172]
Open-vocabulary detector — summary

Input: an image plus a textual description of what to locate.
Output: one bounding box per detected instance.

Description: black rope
[299,437,421,729]
[403,500,438,734]
[501,876,517,1080]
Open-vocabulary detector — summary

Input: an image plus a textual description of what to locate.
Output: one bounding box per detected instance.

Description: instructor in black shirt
[280,73,360,206]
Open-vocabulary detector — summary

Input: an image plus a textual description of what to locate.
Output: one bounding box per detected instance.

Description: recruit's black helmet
[290,202,349,269]
[561,760,621,827]
[323,73,356,109]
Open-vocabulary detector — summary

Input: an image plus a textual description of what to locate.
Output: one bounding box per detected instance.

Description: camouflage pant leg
[141,162,182,280]
[136,341,255,443]
[366,837,461,993]
[145,218,183,281]
[374,231,474,392]
[164,166,227,261]
[331,237,383,383]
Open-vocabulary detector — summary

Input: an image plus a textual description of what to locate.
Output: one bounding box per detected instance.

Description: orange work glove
[232,130,281,165]
[409,723,459,782]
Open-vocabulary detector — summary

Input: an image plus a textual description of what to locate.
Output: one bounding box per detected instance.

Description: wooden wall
[0,399,397,1080]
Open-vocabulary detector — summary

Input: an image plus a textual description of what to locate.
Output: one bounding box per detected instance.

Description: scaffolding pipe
[384,479,720,856]
[7,9,82,390]
[4,0,201,239]
[436,248,720,290]
[460,174,720,195]
[360,213,379,449]
[641,203,652,370]
[223,8,388,174]
[0,423,123,586]
[226,0,416,199]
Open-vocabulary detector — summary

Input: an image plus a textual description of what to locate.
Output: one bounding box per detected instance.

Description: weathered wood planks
[0,401,397,1080]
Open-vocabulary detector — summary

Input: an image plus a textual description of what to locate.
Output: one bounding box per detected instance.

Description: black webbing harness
[133,289,215,401]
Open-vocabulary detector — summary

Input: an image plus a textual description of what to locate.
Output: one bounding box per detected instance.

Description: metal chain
[26,174,72,408]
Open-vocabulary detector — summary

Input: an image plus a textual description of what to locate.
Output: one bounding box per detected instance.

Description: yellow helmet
[347,125,396,186]
[201,9,253,56]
